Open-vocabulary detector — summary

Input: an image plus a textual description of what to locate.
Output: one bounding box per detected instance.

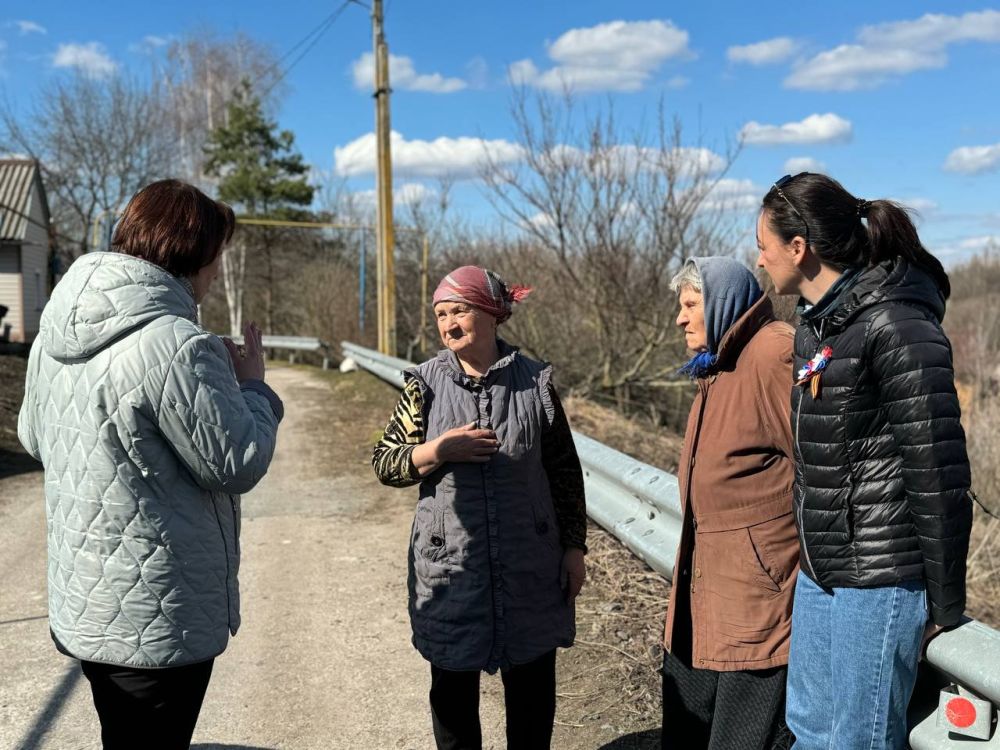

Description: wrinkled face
[676,286,708,353]
[756,210,801,295]
[435,301,496,355]
[189,251,224,304]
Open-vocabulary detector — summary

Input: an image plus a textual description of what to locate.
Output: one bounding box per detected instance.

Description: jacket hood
[40,252,197,361]
[816,258,946,334]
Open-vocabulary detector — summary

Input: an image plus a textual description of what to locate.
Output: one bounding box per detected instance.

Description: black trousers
[661,649,793,750]
[80,658,215,750]
[429,650,557,750]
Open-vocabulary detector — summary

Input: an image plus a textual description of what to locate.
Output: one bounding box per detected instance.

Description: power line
[260,1,358,99]
[273,7,343,69]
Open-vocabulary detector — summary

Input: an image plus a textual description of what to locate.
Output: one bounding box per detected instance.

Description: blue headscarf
[677,256,763,379]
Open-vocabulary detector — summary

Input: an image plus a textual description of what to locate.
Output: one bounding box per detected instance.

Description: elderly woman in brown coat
[662,257,799,750]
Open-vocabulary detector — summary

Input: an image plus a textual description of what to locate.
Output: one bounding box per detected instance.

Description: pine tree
[204,80,314,333]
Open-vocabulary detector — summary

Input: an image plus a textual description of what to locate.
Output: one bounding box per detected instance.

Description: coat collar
[711,296,776,372]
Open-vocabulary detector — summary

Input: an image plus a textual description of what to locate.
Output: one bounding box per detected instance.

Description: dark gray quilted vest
[406,342,575,673]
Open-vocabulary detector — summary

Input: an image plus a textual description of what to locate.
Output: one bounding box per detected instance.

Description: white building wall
[0,245,22,340]
[20,180,50,339]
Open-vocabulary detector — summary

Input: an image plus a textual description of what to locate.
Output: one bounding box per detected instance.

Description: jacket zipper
[682,380,710,661]
[794,334,817,581]
[230,495,240,556]
[212,497,233,627]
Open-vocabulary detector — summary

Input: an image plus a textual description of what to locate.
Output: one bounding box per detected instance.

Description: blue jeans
[786,571,927,750]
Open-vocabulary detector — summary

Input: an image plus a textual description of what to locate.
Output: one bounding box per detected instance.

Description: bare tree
[480,91,743,409]
[1,74,174,260]
[160,31,285,188]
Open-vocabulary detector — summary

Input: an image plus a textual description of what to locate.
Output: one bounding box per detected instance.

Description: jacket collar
[712,296,776,372]
[798,258,946,338]
[436,338,519,387]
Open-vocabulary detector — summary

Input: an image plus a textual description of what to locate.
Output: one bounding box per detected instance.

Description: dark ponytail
[761,173,950,298]
[864,199,950,297]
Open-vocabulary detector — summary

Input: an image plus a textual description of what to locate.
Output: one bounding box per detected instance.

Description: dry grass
[550,398,682,741]
[962,390,1000,626]
[564,395,684,473]
[557,523,670,738]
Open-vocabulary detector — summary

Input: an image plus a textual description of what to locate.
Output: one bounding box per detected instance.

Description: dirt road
[0,364,659,749]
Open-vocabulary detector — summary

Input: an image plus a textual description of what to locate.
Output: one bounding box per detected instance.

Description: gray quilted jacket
[18,251,283,668]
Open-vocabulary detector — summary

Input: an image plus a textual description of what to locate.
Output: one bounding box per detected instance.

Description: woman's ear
[790,236,809,268]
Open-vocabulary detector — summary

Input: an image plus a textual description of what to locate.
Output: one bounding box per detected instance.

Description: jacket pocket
[698,526,794,652]
[746,512,800,591]
[414,501,452,567]
[530,500,559,551]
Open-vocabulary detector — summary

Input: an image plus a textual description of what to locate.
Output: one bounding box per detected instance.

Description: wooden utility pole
[372,0,396,355]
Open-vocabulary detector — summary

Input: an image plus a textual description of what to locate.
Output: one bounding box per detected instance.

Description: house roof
[0,158,49,242]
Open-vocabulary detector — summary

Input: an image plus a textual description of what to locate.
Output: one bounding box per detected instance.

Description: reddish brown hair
[112,179,236,277]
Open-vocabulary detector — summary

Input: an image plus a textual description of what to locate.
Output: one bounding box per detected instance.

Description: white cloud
[509,19,691,92]
[787,10,1000,91]
[958,235,1000,251]
[13,20,47,35]
[590,144,726,178]
[52,42,117,78]
[784,156,826,174]
[897,197,938,215]
[334,131,523,179]
[352,52,467,94]
[525,211,556,231]
[935,234,1000,261]
[666,75,689,89]
[888,197,937,226]
[355,182,437,209]
[727,37,799,65]
[740,113,852,146]
[662,147,725,176]
[943,143,1000,175]
[465,57,490,89]
[698,178,766,213]
[130,35,170,54]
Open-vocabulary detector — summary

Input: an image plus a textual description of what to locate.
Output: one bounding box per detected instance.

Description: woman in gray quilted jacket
[18,179,284,749]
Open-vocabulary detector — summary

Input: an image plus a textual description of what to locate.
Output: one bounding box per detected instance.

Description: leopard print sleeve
[372,377,425,487]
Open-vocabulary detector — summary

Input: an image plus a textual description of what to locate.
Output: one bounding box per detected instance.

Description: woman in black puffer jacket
[755,173,972,750]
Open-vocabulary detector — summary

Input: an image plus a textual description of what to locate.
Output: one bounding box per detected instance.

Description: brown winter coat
[663,296,799,671]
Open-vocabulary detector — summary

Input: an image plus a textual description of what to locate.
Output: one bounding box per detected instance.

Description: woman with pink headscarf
[373,266,587,749]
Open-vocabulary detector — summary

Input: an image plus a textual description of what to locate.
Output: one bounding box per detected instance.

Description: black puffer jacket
[792,258,972,626]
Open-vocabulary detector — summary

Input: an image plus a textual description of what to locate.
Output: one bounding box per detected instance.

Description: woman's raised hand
[433,422,499,464]
[223,321,266,383]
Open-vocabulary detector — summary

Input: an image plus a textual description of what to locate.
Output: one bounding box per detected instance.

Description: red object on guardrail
[937,688,993,739]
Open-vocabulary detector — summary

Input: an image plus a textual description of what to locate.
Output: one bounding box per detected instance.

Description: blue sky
[3,1,1000,263]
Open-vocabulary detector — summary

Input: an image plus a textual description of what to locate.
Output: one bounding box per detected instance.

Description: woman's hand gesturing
[223,321,266,383]
[411,421,499,477]
[434,422,499,464]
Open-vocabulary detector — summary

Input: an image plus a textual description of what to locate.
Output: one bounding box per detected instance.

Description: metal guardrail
[342,341,684,577]
[341,341,1000,747]
[342,342,412,386]
[231,334,332,369]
